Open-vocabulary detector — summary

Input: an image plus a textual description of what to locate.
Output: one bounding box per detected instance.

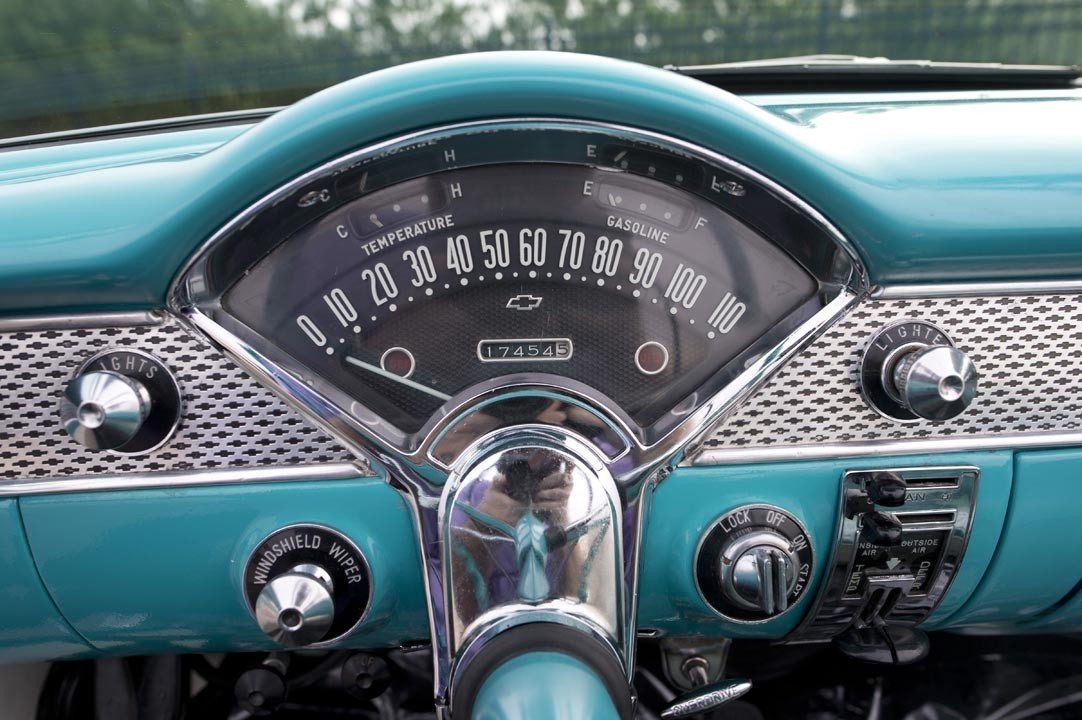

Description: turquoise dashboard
[2,51,1082,714]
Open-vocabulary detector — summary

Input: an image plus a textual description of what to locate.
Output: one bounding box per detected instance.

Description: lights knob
[255,564,335,647]
[59,371,151,450]
[723,535,797,616]
[891,346,978,421]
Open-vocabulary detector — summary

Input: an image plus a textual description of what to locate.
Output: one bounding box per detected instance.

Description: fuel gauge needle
[345,355,452,401]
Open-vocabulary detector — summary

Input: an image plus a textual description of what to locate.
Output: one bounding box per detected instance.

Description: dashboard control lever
[861,511,904,546]
[255,564,335,647]
[834,574,930,665]
[865,471,907,507]
[59,370,151,450]
[661,678,752,719]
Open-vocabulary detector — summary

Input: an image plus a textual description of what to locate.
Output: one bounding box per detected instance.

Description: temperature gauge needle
[345,355,452,401]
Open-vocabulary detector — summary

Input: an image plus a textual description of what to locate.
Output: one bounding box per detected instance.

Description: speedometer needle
[344,355,452,401]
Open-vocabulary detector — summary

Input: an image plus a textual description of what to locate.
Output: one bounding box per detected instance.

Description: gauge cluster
[226,163,815,434]
[177,120,859,452]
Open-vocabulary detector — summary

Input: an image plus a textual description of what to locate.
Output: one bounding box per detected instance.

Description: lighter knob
[255,564,335,647]
[892,346,978,421]
[59,370,152,450]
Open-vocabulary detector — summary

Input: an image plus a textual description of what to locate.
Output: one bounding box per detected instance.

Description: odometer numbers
[477,338,573,363]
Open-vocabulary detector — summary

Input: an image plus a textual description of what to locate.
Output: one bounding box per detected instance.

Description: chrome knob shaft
[720,532,798,616]
[255,564,335,647]
[892,345,978,421]
[59,370,152,450]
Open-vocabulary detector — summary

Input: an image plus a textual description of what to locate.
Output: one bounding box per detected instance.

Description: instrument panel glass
[225,162,816,435]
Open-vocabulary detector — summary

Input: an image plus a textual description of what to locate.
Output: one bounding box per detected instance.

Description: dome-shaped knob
[255,564,335,647]
[720,532,798,617]
[892,346,978,421]
[59,370,152,450]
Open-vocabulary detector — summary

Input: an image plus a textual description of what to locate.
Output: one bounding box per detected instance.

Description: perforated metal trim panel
[699,294,1082,452]
[0,319,359,479]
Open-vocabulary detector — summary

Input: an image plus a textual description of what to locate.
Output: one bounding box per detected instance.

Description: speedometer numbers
[226,159,816,435]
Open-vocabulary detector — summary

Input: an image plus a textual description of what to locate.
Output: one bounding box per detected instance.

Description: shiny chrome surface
[0,463,364,497]
[874,279,1082,299]
[255,566,336,647]
[692,431,1082,465]
[443,431,623,665]
[724,535,797,615]
[661,679,753,719]
[59,371,151,450]
[893,346,979,421]
[791,466,978,644]
[0,310,163,333]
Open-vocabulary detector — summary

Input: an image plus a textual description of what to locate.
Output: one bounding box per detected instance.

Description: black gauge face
[225,163,816,435]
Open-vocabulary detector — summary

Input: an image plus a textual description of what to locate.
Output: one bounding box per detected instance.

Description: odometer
[225,162,815,435]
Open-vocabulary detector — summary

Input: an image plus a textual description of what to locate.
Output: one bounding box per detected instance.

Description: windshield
[2,0,1080,139]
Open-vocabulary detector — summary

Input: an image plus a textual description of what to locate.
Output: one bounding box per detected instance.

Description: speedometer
[179,121,859,452]
[227,163,813,434]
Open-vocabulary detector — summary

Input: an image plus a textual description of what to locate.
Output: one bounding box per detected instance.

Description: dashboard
[1,51,1082,716]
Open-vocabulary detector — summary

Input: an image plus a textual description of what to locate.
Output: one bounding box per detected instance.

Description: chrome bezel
[169,118,866,471]
[858,318,957,424]
[789,465,979,644]
[241,521,374,649]
[692,503,815,625]
[71,347,184,456]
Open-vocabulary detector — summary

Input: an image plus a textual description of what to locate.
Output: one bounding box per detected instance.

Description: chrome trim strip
[0,310,164,333]
[0,462,368,497]
[691,431,1082,466]
[873,279,1082,299]
[0,108,279,151]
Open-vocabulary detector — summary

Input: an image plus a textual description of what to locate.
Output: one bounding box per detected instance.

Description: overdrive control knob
[59,370,151,450]
[255,564,336,647]
[892,346,978,421]
[696,506,814,621]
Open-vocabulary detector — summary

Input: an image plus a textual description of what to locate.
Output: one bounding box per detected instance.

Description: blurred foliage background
[1,0,1081,137]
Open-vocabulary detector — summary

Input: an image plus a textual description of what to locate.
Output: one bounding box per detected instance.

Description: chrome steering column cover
[441,428,626,683]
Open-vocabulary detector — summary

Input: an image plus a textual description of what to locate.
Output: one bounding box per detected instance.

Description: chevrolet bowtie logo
[506,294,543,311]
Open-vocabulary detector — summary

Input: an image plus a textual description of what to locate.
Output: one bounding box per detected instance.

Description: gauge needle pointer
[344,355,452,401]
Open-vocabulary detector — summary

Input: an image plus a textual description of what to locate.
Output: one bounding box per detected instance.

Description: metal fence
[3,0,1081,137]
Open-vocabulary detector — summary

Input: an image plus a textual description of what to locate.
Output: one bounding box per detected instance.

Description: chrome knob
[59,371,151,450]
[892,346,978,421]
[255,564,335,647]
[721,532,798,616]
